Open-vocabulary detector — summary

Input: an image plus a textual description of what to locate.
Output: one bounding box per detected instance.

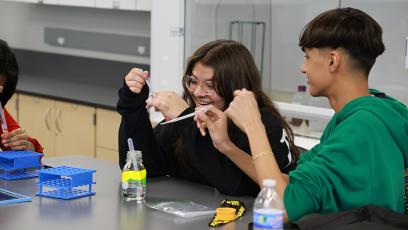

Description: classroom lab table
[0,156,254,230]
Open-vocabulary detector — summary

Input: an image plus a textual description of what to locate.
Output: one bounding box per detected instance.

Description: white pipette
[161,108,208,125]
[127,138,135,152]
[145,79,155,97]
[0,101,8,133]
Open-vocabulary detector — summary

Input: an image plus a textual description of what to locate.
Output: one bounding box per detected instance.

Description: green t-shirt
[284,89,408,221]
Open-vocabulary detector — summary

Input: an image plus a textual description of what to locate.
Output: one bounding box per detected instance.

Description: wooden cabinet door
[96,108,120,163]
[18,94,56,157]
[96,147,119,163]
[96,108,120,150]
[54,101,96,158]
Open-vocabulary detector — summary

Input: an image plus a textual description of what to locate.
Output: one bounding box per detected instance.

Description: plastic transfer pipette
[160,108,208,125]
[145,79,155,97]
[0,101,8,133]
[127,138,135,152]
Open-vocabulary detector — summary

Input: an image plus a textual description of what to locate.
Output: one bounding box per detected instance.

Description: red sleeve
[0,108,44,153]
[4,107,21,133]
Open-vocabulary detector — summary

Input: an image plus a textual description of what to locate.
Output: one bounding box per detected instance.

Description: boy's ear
[0,85,3,93]
[329,50,341,72]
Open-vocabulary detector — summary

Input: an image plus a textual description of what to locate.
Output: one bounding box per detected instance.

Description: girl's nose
[193,84,208,97]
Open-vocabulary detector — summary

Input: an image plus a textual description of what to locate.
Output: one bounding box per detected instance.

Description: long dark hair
[181,40,299,163]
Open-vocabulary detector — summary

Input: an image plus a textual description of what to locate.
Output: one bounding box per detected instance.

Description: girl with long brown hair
[117,39,297,196]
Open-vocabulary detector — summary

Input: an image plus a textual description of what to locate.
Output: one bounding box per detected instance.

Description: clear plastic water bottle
[291,85,309,131]
[253,179,284,230]
[292,85,308,105]
[121,150,146,201]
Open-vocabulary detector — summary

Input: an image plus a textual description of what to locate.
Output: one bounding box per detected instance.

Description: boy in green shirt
[195,7,408,222]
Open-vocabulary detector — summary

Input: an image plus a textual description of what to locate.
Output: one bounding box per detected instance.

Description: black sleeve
[117,81,195,177]
[117,81,168,175]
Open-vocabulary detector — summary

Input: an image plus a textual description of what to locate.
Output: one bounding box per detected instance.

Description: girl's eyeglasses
[184,75,216,96]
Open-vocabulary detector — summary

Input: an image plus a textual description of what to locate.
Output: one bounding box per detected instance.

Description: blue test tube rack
[36,166,96,200]
[0,151,43,180]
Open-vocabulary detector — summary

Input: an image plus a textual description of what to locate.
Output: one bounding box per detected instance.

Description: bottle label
[253,209,283,229]
[122,169,147,185]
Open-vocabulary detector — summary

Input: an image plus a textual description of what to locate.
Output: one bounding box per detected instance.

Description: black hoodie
[117,83,294,196]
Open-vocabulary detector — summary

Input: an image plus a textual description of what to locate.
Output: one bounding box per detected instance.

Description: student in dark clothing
[117,40,298,196]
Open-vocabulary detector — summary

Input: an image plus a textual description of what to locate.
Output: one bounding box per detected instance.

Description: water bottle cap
[127,150,142,159]
[262,179,276,187]
[297,85,306,92]
[135,150,142,158]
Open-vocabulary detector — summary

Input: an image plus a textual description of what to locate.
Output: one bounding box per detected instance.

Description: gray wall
[342,0,408,104]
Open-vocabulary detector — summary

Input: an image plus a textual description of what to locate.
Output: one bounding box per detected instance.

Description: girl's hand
[125,68,149,94]
[225,89,262,133]
[195,105,233,153]
[146,91,189,120]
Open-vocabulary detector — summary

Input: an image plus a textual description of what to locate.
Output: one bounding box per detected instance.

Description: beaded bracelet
[252,151,273,162]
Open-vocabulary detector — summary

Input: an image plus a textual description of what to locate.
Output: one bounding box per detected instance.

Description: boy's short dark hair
[299,7,385,76]
[0,39,18,106]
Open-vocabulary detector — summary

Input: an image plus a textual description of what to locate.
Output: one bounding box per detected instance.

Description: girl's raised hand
[125,68,149,94]
[225,89,262,133]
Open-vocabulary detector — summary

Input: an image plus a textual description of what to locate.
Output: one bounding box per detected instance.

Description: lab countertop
[0,156,254,230]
